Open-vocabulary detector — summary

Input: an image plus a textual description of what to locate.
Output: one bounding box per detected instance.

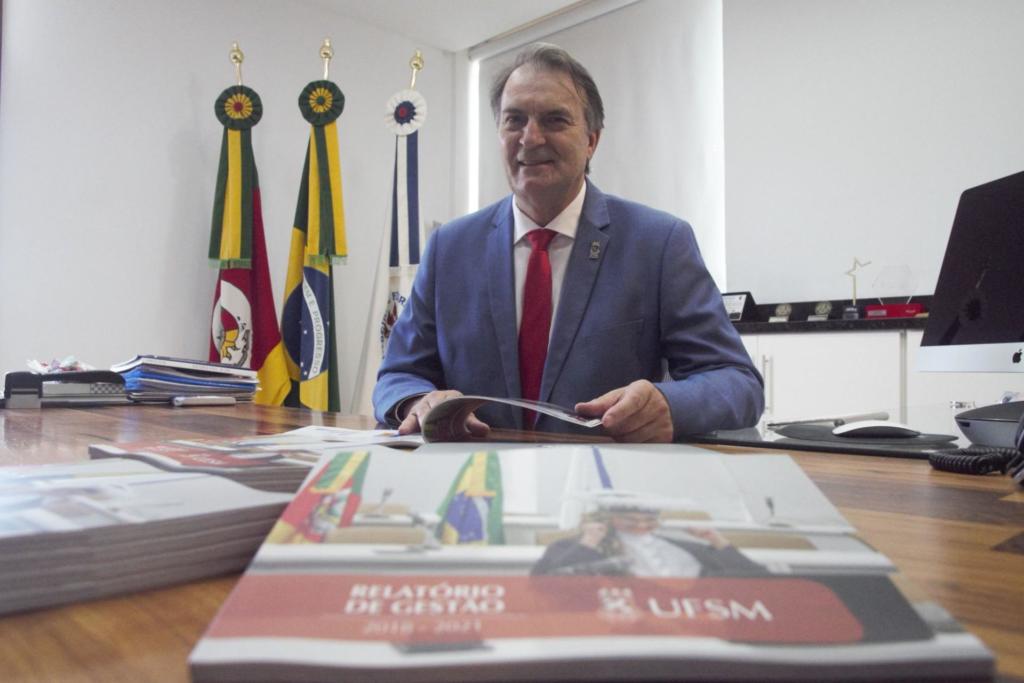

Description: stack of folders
[0,458,290,615]
[111,355,258,403]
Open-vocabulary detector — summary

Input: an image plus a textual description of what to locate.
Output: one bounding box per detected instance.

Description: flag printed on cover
[436,451,505,545]
[266,450,369,544]
[349,87,428,413]
[208,84,290,405]
[559,446,614,530]
[280,79,348,411]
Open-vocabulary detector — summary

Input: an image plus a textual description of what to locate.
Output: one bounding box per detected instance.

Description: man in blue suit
[373,44,763,442]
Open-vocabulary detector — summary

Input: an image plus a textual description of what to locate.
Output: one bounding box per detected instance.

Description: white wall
[0,0,454,402]
[7,0,1024,408]
[475,0,727,286]
[723,0,1024,303]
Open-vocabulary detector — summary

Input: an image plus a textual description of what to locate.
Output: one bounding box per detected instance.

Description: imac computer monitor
[918,170,1024,447]
[918,170,1024,374]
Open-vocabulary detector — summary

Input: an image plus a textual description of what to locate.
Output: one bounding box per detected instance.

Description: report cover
[190,446,993,681]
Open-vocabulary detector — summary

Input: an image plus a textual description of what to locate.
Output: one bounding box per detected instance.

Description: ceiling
[324,0,583,52]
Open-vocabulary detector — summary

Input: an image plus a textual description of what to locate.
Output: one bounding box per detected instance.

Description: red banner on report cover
[206,574,863,644]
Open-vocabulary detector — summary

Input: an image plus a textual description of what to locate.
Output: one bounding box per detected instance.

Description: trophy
[843,257,871,320]
[865,266,923,318]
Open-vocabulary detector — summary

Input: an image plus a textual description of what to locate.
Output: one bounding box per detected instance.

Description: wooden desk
[0,405,1021,682]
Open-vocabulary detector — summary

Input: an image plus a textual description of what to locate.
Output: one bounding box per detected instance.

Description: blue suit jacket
[373,183,763,436]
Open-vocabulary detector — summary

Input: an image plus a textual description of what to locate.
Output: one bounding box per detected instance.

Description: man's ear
[587,129,602,158]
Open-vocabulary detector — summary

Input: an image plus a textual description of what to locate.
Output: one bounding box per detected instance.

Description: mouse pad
[775,424,959,447]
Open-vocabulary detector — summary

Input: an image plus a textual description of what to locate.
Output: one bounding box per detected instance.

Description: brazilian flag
[436,452,506,545]
[281,80,348,412]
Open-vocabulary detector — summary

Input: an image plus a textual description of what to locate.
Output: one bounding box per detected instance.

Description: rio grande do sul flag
[208,84,289,405]
[280,79,348,412]
[265,450,370,544]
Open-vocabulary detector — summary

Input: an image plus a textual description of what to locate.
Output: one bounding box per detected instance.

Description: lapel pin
[589,241,601,260]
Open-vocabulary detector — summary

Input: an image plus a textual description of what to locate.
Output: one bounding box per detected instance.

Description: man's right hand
[397,390,491,438]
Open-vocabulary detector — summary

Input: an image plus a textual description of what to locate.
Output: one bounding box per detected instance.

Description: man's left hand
[575,380,674,443]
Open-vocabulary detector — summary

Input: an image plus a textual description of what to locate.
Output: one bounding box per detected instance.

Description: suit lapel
[486,198,522,409]
[540,184,611,402]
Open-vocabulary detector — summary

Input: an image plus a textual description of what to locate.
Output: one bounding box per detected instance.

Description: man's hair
[488,42,605,135]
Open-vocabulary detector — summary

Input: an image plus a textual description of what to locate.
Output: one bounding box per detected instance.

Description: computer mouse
[832,420,921,438]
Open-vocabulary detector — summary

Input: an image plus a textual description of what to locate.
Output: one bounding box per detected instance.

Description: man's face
[610,511,660,535]
[498,64,600,225]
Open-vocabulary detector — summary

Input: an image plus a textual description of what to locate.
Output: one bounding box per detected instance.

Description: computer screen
[918,170,1024,373]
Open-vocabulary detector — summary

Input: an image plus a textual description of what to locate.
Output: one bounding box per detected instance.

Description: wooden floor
[0,404,1021,682]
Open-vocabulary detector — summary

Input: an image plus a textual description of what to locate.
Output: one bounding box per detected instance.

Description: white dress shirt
[512,182,587,333]
[390,183,587,422]
[617,532,703,577]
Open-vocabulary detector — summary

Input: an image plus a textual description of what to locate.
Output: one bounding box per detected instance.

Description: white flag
[350,89,428,414]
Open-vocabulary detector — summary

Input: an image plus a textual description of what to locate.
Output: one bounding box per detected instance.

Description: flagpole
[409,49,423,88]
[348,194,392,414]
[320,38,333,79]
[229,42,243,85]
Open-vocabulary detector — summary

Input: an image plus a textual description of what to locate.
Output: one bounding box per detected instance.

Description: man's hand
[578,520,609,549]
[397,390,491,438]
[575,380,673,443]
[685,526,731,550]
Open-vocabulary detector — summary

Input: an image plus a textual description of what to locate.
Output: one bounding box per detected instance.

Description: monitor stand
[955,400,1024,448]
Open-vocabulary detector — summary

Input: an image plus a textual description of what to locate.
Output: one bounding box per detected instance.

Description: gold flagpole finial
[409,49,424,89]
[229,42,244,86]
[320,38,334,80]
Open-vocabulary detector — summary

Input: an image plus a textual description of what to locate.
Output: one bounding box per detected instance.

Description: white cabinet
[742,328,1024,436]
[742,331,902,424]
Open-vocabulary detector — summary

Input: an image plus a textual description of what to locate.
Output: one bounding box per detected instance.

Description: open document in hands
[422,395,602,442]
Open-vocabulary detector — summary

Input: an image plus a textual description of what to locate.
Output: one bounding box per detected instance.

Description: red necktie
[519,228,557,426]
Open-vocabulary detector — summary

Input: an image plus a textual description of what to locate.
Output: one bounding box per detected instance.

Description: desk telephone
[2,371,128,408]
[929,408,1024,486]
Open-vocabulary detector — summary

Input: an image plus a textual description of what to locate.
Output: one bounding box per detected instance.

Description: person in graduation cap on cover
[531,494,764,577]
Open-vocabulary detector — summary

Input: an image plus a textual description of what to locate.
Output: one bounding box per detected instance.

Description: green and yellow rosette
[296,79,347,263]
[300,80,344,126]
[209,85,264,268]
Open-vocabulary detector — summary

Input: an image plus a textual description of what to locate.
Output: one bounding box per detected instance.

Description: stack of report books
[0,458,291,615]
[111,355,258,403]
[0,427,424,616]
[190,444,994,682]
[88,433,320,493]
[88,426,421,493]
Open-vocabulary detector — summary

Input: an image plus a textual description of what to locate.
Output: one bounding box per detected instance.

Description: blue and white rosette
[385,89,427,136]
[381,89,427,351]
[385,89,427,269]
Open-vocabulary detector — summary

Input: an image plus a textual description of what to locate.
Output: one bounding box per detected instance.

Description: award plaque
[769,302,792,323]
[721,291,757,322]
[807,301,833,322]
